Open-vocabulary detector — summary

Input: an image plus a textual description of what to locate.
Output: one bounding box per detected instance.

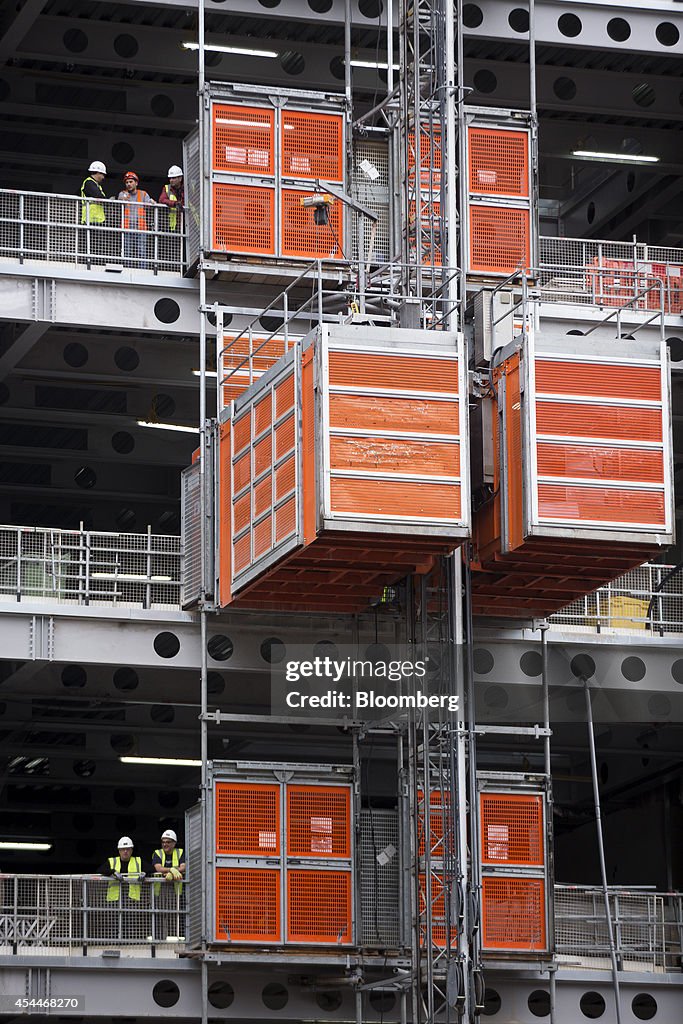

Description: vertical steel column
[584,679,623,1024]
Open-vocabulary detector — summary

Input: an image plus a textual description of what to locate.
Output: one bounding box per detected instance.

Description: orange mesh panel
[480,794,543,866]
[215,867,280,942]
[254,396,272,436]
[537,442,664,484]
[417,790,450,858]
[481,877,546,952]
[329,394,458,435]
[275,374,295,417]
[254,476,272,518]
[287,786,350,858]
[215,782,280,855]
[328,351,459,394]
[254,435,272,477]
[233,492,251,534]
[287,870,352,943]
[418,873,457,948]
[408,129,442,186]
[212,104,275,175]
[275,416,295,459]
[233,533,250,573]
[329,436,460,478]
[275,456,296,499]
[538,484,666,526]
[469,205,530,274]
[233,415,251,456]
[212,183,275,255]
[330,478,461,520]
[535,360,661,402]
[254,515,273,557]
[281,110,343,181]
[281,190,344,260]
[233,451,251,494]
[276,495,297,542]
[468,127,529,198]
[505,356,524,551]
[535,402,663,443]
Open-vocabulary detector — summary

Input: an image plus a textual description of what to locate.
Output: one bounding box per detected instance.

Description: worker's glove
[169,867,183,881]
[165,871,174,881]
[113,871,124,880]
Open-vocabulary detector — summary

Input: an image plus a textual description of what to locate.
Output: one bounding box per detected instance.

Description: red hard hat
[123,170,139,182]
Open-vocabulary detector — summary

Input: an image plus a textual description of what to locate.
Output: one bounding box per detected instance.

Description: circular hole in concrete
[208,635,234,662]
[152,980,180,1008]
[154,631,180,659]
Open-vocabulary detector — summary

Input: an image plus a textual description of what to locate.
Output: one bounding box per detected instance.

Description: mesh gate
[215,868,281,942]
[212,104,275,175]
[287,786,351,858]
[215,782,280,855]
[359,808,401,947]
[481,877,546,952]
[468,127,529,198]
[212,183,275,255]
[287,870,352,943]
[469,205,530,275]
[480,793,544,866]
[281,110,344,182]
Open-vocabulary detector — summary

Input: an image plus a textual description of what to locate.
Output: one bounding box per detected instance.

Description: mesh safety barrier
[215,782,280,855]
[481,877,546,952]
[287,870,352,943]
[281,189,344,259]
[212,183,275,255]
[480,793,544,866]
[469,205,530,274]
[468,127,529,198]
[281,110,344,182]
[287,786,350,858]
[212,104,275,175]
[215,868,281,942]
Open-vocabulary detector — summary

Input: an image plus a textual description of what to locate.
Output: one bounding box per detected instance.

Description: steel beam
[0,0,47,64]
[0,321,48,382]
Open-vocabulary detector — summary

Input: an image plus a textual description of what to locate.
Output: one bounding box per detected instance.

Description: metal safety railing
[0,525,181,609]
[0,189,184,275]
[549,563,683,636]
[554,885,683,973]
[538,235,683,315]
[0,875,187,956]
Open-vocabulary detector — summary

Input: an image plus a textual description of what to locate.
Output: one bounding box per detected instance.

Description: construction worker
[158,165,184,232]
[98,836,150,940]
[152,829,185,940]
[79,160,107,262]
[117,171,155,268]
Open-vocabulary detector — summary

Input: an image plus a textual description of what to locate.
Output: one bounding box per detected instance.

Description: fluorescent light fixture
[182,41,279,58]
[191,369,218,377]
[572,149,659,164]
[350,59,400,70]
[137,420,198,434]
[0,841,53,851]
[120,756,202,767]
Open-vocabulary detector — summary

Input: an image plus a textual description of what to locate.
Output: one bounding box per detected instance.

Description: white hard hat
[167,165,183,178]
[89,160,107,174]
[161,829,177,842]
[118,836,134,849]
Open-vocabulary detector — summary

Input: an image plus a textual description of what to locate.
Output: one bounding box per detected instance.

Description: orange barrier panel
[287,870,352,943]
[218,325,470,613]
[287,786,351,858]
[481,877,546,952]
[480,793,543,866]
[417,789,450,858]
[212,104,275,175]
[215,782,280,855]
[472,334,673,617]
[215,867,281,942]
[281,188,344,259]
[408,128,442,187]
[212,183,275,255]
[468,127,529,198]
[469,204,530,275]
[281,110,344,182]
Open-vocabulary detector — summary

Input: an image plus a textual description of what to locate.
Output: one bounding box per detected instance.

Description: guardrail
[539,235,683,315]
[0,875,187,956]
[549,563,683,636]
[0,188,184,275]
[555,885,683,973]
[0,525,182,610]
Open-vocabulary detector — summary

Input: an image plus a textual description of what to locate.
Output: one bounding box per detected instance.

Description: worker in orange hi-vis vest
[117,171,155,268]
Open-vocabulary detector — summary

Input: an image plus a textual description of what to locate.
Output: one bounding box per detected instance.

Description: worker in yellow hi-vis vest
[79,160,108,264]
[98,836,151,942]
[152,829,186,941]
